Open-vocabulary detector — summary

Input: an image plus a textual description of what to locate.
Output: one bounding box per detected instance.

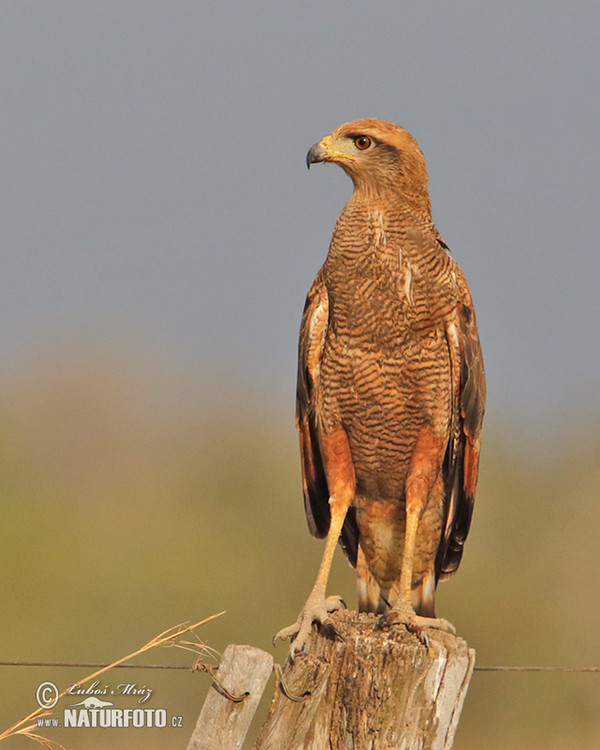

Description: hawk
[276,119,485,656]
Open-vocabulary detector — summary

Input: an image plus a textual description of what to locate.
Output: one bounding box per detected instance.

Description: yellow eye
[354,135,372,151]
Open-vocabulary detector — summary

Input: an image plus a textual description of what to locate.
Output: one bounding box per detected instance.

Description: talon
[321,618,344,642]
[373,603,455,643]
[273,621,301,646]
[374,612,393,631]
[438,618,456,636]
[276,592,346,661]
[405,621,429,647]
[288,642,305,663]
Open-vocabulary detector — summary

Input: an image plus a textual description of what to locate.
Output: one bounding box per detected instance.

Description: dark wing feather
[296,274,359,564]
[296,275,329,538]
[436,266,486,580]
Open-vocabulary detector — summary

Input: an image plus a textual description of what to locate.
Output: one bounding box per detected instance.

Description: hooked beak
[306,134,356,169]
[306,139,328,169]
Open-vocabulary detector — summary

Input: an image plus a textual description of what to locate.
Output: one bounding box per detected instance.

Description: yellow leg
[274,495,350,660]
[276,424,356,659]
[380,452,455,640]
[396,505,420,607]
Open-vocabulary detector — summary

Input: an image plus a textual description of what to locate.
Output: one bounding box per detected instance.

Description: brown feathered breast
[297,119,485,615]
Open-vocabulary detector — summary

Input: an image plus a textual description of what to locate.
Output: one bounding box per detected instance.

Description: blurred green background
[1,356,600,749]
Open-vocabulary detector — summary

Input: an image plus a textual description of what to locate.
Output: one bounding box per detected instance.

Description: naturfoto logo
[35,680,183,730]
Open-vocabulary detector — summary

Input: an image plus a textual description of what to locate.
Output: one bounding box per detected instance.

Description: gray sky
[2,1,599,440]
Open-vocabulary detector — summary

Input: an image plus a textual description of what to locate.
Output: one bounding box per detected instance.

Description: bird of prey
[275,119,485,656]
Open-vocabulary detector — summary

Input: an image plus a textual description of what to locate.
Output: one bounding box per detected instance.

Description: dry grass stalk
[0,612,225,748]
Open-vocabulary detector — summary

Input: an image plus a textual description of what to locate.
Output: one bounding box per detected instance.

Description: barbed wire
[1,660,599,673]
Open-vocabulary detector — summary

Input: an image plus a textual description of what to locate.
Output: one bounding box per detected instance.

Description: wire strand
[0,661,190,670]
[473,665,600,673]
[1,660,599,673]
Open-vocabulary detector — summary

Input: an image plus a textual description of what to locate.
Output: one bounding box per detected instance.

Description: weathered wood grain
[255,610,474,750]
[186,644,273,750]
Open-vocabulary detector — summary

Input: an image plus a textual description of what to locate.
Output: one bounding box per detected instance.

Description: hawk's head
[307,118,430,211]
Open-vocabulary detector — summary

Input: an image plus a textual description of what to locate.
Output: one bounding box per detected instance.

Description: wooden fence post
[186,644,273,750]
[255,610,474,750]
[186,611,474,749]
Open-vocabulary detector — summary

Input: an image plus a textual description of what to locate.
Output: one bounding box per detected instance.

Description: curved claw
[375,603,456,645]
[320,618,345,642]
[274,593,346,662]
[405,621,430,648]
[273,621,301,646]
[374,612,392,632]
